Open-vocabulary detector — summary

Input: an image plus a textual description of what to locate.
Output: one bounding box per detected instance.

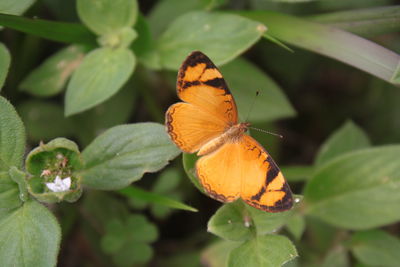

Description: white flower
[46,176,71,192]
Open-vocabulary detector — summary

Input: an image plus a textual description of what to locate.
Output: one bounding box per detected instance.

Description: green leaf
[182,153,204,193]
[148,0,206,38]
[281,165,313,182]
[101,214,157,266]
[65,47,135,116]
[118,185,197,212]
[208,200,293,241]
[304,145,400,230]
[17,100,75,143]
[0,200,61,267]
[0,0,35,15]
[0,14,96,45]
[0,171,22,213]
[220,57,295,122]
[0,43,11,90]
[237,10,400,86]
[349,230,400,267]
[286,213,305,241]
[315,120,370,166]
[202,240,241,267]
[20,45,86,97]
[150,192,182,218]
[228,234,297,267]
[158,11,266,70]
[8,166,28,202]
[126,215,158,242]
[80,123,180,189]
[321,246,349,267]
[309,6,400,37]
[0,96,26,170]
[77,0,138,35]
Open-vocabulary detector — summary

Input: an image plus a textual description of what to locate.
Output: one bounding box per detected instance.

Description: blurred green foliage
[0,0,399,266]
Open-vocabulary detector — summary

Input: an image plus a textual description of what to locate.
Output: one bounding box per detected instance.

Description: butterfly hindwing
[196,141,242,202]
[240,135,293,212]
[196,134,293,212]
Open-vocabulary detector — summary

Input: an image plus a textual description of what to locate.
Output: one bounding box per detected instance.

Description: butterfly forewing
[166,51,238,153]
[176,51,238,125]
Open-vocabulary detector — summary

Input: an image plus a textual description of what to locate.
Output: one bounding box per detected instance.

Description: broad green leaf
[77,0,138,35]
[80,123,180,190]
[0,96,26,170]
[281,165,313,182]
[349,230,400,267]
[18,100,75,143]
[0,171,22,213]
[20,45,85,97]
[0,43,11,90]
[202,240,241,267]
[158,11,266,70]
[286,213,305,241]
[208,200,293,241]
[309,6,400,37]
[305,216,338,255]
[0,200,61,267]
[237,11,400,85]
[221,57,295,122]
[148,0,206,38]
[315,120,370,166]
[182,153,204,193]
[0,14,96,45]
[118,185,197,212]
[304,145,400,230]
[321,246,349,267]
[228,235,297,267]
[0,0,35,15]
[65,47,135,116]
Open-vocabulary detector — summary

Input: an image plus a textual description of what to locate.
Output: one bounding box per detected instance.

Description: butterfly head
[239,122,251,133]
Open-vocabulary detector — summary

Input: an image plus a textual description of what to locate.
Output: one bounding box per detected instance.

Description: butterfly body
[197,122,249,156]
[165,51,293,212]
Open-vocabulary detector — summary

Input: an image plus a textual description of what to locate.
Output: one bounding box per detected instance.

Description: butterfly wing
[166,51,238,153]
[166,103,229,153]
[240,135,293,212]
[196,134,293,212]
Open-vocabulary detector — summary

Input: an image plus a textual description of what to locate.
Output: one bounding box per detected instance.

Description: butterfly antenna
[248,127,284,139]
[244,90,260,122]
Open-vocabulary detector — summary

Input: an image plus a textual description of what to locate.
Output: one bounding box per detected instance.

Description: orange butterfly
[165,51,293,212]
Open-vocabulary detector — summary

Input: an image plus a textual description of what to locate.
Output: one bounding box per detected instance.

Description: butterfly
[165,51,293,212]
